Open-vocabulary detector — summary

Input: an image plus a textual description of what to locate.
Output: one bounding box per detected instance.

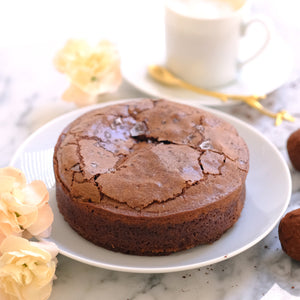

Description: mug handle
[239,17,271,67]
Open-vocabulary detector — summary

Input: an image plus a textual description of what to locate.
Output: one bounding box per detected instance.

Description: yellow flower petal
[30,241,58,259]
[62,83,98,107]
[0,236,57,300]
[0,168,53,242]
[54,39,122,106]
[0,217,21,238]
[0,176,16,194]
[17,211,38,229]
[26,204,53,236]
[21,181,48,207]
[0,230,7,247]
[0,167,26,188]
[0,288,10,300]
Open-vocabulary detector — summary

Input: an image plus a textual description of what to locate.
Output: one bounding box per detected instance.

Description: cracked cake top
[54,99,249,215]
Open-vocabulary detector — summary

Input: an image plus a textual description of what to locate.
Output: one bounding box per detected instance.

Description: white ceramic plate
[10,99,291,273]
[121,26,293,107]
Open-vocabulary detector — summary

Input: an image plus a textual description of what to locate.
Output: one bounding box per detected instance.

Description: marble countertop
[1,0,300,299]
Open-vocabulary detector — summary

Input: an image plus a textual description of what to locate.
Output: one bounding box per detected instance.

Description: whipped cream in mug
[166,0,237,19]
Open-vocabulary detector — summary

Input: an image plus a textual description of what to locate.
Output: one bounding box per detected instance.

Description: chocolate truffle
[278,208,300,261]
[287,129,300,171]
[53,99,249,256]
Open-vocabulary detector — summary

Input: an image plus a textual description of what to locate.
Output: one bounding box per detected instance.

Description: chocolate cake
[53,99,249,255]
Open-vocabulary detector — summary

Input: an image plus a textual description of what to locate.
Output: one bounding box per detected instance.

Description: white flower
[0,236,58,300]
[0,167,53,244]
[54,39,122,106]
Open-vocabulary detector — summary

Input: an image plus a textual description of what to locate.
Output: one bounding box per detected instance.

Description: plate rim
[10,98,292,273]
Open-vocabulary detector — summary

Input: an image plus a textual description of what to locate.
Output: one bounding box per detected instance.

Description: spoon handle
[179,81,230,102]
[177,79,294,126]
[178,80,263,102]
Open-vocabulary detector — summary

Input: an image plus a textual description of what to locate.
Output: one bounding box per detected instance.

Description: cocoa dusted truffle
[278,208,300,261]
[287,129,300,171]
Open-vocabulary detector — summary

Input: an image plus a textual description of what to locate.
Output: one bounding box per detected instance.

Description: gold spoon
[148,65,294,126]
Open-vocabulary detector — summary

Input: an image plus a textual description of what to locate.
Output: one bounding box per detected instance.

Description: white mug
[165,0,270,88]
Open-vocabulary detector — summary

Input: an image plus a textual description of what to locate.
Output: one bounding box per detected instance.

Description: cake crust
[53,99,249,255]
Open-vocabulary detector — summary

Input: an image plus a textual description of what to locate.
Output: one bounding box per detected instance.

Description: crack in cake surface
[96,143,203,209]
[55,99,249,211]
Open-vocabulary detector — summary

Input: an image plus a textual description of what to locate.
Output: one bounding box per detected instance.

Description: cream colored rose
[54,39,122,106]
[0,167,53,244]
[0,236,58,300]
